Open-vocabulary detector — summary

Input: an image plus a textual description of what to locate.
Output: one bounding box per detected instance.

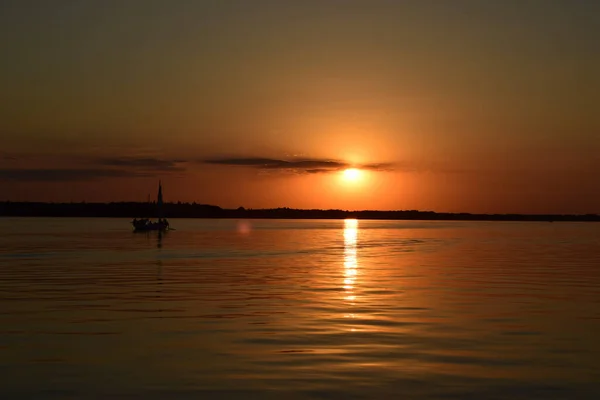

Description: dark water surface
[1,218,599,399]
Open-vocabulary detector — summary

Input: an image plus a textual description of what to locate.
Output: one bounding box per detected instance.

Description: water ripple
[0,218,599,398]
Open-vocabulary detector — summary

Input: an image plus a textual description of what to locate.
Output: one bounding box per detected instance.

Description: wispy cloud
[0,154,189,182]
[1,153,18,161]
[200,157,395,174]
[0,154,396,182]
[361,162,397,172]
[94,157,186,171]
[0,168,144,182]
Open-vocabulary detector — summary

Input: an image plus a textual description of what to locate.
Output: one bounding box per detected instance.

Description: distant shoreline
[1,201,598,222]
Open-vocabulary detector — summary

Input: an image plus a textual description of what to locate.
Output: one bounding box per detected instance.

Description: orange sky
[0,1,599,214]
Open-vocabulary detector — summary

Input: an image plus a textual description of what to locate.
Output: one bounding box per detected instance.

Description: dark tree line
[0,201,598,222]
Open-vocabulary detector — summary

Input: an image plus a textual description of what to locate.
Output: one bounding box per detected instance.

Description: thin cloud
[1,153,18,161]
[0,169,144,182]
[200,157,395,174]
[202,157,343,169]
[95,157,186,171]
[0,155,189,182]
[361,162,396,172]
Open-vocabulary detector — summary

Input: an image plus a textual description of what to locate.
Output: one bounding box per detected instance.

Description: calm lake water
[1,218,599,399]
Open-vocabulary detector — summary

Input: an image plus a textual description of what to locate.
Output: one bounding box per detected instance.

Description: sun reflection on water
[344,219,358,303]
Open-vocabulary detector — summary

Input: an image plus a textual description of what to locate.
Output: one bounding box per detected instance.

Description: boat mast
[157,180,163,219]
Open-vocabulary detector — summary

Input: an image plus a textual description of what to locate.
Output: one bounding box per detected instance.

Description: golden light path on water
[343,219,358,309]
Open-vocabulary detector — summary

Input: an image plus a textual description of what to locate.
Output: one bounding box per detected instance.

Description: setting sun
[342,168,362,182]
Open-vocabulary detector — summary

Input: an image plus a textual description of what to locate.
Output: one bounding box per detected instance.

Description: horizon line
[0,200,598,217]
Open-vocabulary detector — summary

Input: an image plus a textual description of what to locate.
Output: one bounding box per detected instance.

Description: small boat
[132,181,171,232]
[132,218,169,232]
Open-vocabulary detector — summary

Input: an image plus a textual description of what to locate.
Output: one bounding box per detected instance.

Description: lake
[1,218,599,399]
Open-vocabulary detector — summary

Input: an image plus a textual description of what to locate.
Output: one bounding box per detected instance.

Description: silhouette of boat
[131,181,171,232]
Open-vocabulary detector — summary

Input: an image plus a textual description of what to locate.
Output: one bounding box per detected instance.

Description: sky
[1,0,599,213]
